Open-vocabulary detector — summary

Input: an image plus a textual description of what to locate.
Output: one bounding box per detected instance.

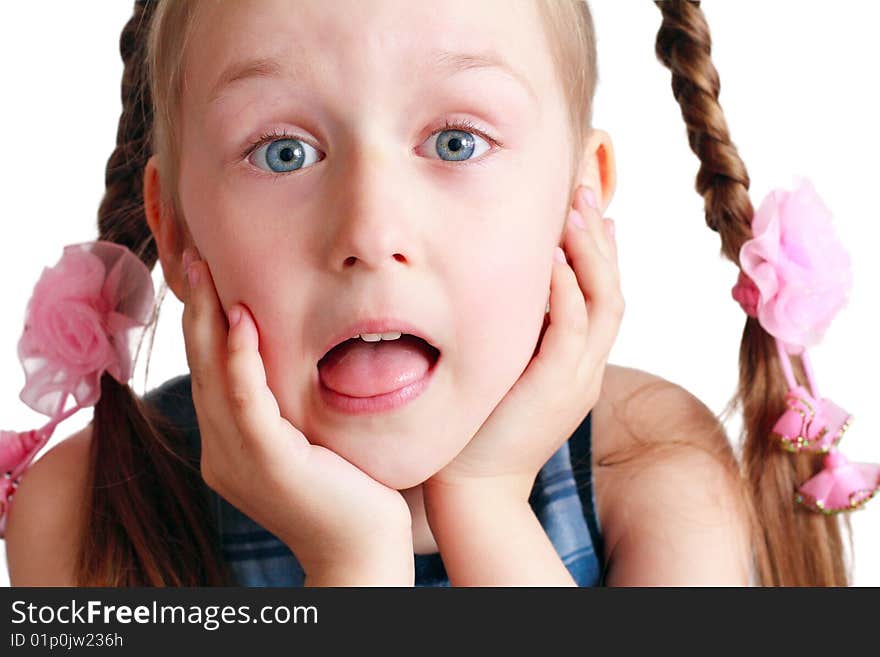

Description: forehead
[184,0,555,110]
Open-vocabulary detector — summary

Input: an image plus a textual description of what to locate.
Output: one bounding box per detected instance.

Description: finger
[563,209,619,309]
[531,302,551,360]
[532,245,589,374]
[603,217,621,278]
[563,211,625,354]
[604,218,617,257]
[225,303,288,446]
[181,251,229,419]
[574,187,613,265]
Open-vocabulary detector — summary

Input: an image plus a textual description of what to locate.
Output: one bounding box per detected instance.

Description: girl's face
[176,0,582,489]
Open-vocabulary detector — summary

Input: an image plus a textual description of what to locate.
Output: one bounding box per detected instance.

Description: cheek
[179,170,313,396]
[179,155,299,310]
[450,217,553,400]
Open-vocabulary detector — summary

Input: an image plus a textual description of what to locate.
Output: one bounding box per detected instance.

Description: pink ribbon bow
[772,385,852,454]
[733,180,878,513]
[772,344,880,513]
[0,241,155,537]
[796,450,880,514]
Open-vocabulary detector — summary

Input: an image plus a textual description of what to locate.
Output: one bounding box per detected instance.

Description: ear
[575,128,617,214]
[143,155,192,303]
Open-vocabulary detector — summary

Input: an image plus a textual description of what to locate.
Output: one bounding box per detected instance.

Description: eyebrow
[208,48,538,105]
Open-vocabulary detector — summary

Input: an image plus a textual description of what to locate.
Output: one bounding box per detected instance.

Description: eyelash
[241,119,504,173]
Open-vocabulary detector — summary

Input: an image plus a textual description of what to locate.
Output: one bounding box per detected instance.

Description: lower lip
[317,355,440,415]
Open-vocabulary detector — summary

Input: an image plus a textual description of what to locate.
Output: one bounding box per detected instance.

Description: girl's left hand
[424,185,624,501]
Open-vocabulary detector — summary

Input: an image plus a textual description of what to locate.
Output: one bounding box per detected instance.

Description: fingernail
[605,218,615,238]
[580,187,598,210]
[228,306,242,328]
[568,208,586,229]
[554,246,566,263]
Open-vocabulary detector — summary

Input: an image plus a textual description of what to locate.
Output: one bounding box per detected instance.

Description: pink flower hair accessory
[0,241,155,537]
[733,178,878,514]
[731,270,759,319]
[735,176,853,356]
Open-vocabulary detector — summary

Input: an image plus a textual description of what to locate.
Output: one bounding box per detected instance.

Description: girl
[1,0,874,586]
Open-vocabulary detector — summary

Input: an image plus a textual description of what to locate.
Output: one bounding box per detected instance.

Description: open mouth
[316,334,441,413]
[318,333,440,367]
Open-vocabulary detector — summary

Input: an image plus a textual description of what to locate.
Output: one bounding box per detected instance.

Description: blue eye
[421,119,497,164]
[427,126,491,162]
[250,137,322,173]
[245,119,498,175]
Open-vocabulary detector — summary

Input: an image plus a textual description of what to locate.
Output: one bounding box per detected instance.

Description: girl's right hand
[180,248,414,584]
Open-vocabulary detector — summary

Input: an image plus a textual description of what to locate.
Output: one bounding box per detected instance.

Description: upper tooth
[354,331,403,342]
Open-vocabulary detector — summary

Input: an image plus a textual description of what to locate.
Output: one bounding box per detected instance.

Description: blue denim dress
[143,374,606,586]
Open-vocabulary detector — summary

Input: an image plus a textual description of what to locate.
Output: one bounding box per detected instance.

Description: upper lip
[317,318,441,362]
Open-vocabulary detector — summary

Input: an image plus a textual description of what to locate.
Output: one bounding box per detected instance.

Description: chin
[379,470,433,492]
[354,451,448,491]
[336,434,466,491]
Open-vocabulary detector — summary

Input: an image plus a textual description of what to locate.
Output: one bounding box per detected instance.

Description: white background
[1,1,877,586]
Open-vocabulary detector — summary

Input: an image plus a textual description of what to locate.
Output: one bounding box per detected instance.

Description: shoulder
[4,423,93,586]
[591,364,729,462]
[590,364,753,585]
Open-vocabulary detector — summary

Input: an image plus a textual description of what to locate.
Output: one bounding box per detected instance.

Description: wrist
[423,482,572,586]
[304,555,414,586]
[423,474,533,510]
[423,477,533,547]
[301,525,415,587]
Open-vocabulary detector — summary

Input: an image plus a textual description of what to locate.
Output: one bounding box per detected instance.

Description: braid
[97,0,158,266]
[653,0,753,261]
[77,0,233,585]
[653,0,851,585]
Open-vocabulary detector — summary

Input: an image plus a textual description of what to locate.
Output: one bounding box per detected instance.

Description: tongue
[318,335,435,397]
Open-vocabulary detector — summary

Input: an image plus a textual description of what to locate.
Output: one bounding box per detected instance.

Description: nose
[336,226,410,272]
[326,138,418,272]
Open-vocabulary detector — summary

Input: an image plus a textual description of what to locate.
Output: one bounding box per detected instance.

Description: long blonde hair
[82,0,850,585]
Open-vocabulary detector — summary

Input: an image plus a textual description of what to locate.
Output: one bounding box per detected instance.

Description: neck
[399,484,439,555]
